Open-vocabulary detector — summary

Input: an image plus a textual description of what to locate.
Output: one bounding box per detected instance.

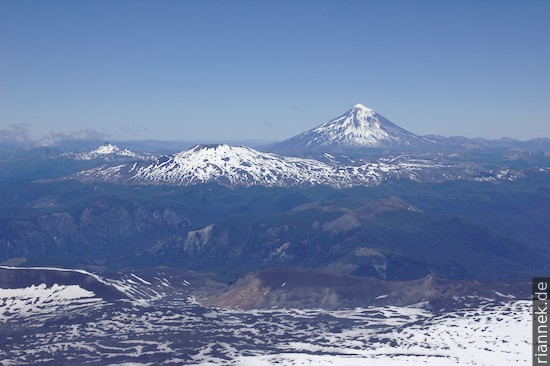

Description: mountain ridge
[73,143,422,188]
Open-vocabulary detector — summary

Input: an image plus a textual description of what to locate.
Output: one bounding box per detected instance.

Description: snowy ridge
[0,265,110,285]
[74,144,420,188]
[65,143,151,161]
[274,104,433,152]
[0,266,210,309]
[0,266,177,305]
[71,143,524,188]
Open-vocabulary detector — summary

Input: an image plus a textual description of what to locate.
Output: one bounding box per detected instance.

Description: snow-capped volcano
[272,104,433,153]
[73,143,414,187]
[134,144,348,186]
[65,143,151,161]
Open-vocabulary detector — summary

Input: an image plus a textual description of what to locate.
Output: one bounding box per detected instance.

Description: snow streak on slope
[274,104,433,152]
[74,144,419,188]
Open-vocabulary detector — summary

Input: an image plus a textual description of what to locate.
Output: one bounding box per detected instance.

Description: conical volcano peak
[272,104,432,153]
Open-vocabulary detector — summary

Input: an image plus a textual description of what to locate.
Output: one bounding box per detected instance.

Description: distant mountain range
[2,104,549,157]
[71,143,530,188]
[1,103,546,188]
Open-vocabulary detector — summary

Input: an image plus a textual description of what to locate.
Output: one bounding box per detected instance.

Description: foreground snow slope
[0,266,530,365]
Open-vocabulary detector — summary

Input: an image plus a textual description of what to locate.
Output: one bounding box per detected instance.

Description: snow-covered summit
[92,143,124,155]
[352,103,376,114]
[272,104,433,153]
[65,143,151,161]
[100,143,361,187]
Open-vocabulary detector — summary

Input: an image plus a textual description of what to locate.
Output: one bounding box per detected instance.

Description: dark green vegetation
[1,155,549,283]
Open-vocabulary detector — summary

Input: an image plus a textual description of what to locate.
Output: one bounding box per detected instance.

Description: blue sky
[1,0,549,142]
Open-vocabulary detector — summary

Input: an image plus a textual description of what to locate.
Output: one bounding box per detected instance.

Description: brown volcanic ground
[203,268,530,310]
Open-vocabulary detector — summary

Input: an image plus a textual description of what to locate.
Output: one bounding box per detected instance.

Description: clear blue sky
[1,0,549,142]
